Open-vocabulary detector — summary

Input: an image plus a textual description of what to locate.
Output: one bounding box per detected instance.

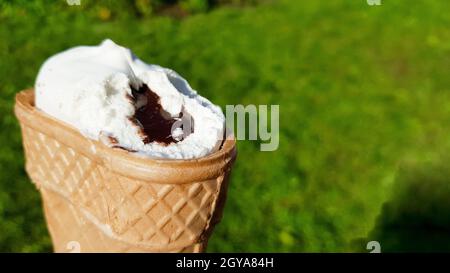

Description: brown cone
[15,89,236,253]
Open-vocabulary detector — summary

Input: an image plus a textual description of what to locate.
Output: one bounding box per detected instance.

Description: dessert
[35,39,225,159]
[15,40,236,252]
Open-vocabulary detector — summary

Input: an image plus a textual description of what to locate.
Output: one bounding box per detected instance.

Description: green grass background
[0,0,449,252]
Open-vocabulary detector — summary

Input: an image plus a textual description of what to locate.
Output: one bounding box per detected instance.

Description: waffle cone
[14,89,236,253]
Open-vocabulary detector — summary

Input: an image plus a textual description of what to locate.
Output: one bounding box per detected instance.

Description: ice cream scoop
[35,39,225,159]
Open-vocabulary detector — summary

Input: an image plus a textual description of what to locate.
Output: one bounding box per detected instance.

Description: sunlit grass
[0,0,449,252]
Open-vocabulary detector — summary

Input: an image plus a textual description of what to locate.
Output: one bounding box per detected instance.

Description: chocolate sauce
[130,84,179,145]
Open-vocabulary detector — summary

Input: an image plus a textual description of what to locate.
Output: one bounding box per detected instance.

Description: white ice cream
[35,39,225,159]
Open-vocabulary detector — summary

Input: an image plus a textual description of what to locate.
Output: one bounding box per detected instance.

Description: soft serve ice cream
[35,39,225,159]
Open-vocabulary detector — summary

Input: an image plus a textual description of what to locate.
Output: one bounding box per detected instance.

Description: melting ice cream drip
[130,84,181,145]
[119,47,195,146]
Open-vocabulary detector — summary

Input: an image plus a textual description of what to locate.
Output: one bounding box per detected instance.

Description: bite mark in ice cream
[130,83,184,145]
[34,39,225,159]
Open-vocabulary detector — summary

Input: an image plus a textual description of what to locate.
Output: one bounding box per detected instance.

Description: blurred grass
[0,0,449,252]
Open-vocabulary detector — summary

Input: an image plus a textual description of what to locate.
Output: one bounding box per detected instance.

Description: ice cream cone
[14,89,236,253]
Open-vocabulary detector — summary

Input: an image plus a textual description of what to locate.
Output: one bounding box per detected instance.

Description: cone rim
[15,89,237,184]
